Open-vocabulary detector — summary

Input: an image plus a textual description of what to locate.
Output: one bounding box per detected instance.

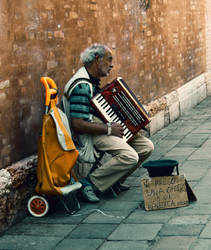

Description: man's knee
[147,140,154,155]
[120,149,139,166]
[141,139,154,158]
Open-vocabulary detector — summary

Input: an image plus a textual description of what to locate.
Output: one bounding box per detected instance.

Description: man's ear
[95,55,101,65]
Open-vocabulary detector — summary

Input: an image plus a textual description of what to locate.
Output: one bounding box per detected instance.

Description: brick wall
[0,0,206,168]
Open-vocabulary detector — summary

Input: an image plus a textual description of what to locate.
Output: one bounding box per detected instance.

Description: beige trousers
[90,131,154,192]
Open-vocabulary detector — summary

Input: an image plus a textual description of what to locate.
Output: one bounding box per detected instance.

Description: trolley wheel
[27,195,49,217]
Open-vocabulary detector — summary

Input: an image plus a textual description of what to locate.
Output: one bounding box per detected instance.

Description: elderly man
[63,44,154,202]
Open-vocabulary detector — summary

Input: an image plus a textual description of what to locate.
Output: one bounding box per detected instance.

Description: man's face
[97,49,113,78]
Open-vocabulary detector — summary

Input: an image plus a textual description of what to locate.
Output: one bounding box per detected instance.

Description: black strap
[50,88,58,99]
[65,77,92,99]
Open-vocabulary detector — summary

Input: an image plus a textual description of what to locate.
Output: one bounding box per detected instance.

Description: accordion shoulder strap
[64,77,93,99]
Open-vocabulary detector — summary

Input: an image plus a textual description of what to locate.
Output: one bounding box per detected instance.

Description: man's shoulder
[68,67,90,84]
[64,67,92,96]
[72,82,91,94]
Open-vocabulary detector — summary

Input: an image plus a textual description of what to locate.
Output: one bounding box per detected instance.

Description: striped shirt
[69,75,100,120]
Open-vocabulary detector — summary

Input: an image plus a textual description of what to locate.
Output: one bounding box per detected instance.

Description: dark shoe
[80,186,100,203]
[111,182,130,195]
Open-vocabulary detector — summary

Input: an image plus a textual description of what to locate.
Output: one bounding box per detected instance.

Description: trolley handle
[40,77,58,110]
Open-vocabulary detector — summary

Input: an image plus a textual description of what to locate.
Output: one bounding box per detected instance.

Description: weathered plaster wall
[206,0,211,94]
[206,0,211,71]
[0,0,206,168]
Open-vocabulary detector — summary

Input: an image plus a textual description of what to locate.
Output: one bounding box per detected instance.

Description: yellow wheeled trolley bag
[27,77,81,217]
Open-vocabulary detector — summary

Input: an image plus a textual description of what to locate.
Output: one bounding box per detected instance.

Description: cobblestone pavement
[2,97,211,250]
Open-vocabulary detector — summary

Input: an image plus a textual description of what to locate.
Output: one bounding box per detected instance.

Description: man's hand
[71,118,124,138]
[110,122,124,138]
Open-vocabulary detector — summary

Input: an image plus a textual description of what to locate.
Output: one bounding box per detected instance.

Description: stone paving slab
[192,187,211,203]
[200,221,211,238]
[160,155,189,163]
[98,241,149,250]
[99,200,140,211]
[54,239,103,250]
[82,210,129,224]
[175,137,209,148]
[78,200,107,213]
[204,168,211,176]
[191,239,211,250]
[201,139,211,147]
[114,186,144,201]
[180,167,208,182]
[165,147,197,157]
[67,223,118,239]
[108,224,162,241]
[23,211,87,224]
[151,236,197,250]
[175,203,211,216]
[159,224,204,236]
[168,215,209,225]
[180,159,211,169]
[0,235,62,250]
[197,175,211,187]
[188,149,211,160]
[192,129,211,134]
[5,223,76,237]
[124,208,176,224]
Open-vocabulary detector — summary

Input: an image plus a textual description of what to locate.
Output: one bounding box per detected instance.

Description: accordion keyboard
[93,93,133,140]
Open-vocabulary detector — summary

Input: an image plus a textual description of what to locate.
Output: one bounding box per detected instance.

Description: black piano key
[126,134,132,140]
[110,112,116,118]
[102,102,108,108]
[96,94,102,100]
[98,96,105,103]
[107,109,114,116]
[113,117,119,122]
[125,130,131,137]
[103,103,109,109]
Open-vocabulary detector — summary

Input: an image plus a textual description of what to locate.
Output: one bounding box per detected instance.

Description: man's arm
[71,118,124,138]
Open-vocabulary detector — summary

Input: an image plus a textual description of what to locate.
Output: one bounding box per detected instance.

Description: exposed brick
[77,20,85,28]
[0,93,6,103]
[54,30,64,38]
[47,60,58,69]
[0,156,37,234]
[69,11,78,19]
[89,4,98,11]
[47,31,53,39]
[0,80,10,90]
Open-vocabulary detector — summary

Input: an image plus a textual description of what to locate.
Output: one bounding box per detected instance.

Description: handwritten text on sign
[141,176,189,211]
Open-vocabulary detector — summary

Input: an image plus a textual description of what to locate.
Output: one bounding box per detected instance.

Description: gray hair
[80,44,110,66]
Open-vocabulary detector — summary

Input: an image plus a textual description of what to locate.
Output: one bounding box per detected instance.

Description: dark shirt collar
[85,67,101,88]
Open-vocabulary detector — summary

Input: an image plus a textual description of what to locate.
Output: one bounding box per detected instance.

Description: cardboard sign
[141,175,192,211]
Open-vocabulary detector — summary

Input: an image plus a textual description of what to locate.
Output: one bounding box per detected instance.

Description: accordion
[91,77,150,141]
